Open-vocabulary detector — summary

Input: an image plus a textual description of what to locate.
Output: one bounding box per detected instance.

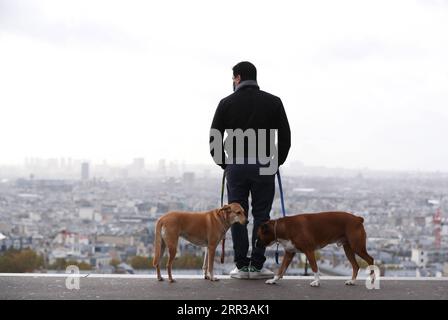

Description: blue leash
[220,171,226,263]
[220,171,226,207]
[275,169,286,264]
[277,170,287,217]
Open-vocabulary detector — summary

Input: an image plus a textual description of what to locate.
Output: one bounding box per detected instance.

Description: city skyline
[2,156,448,182]
[2,155,448,173]
[2,155,448,174]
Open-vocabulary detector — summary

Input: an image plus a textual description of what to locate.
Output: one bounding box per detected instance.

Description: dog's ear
[220,204,232,213]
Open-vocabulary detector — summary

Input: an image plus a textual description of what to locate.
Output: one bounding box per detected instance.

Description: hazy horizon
[1,0,447,172]
[2,157,448,176]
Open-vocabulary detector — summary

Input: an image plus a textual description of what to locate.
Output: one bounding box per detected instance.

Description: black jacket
[210,84,291,169]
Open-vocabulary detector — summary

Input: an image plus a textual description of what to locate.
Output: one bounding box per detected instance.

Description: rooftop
[1,274,447,300]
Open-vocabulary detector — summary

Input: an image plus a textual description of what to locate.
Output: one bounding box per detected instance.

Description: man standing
[209,61,291,279]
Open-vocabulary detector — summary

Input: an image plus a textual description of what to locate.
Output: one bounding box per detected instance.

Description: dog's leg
[167,244,177,283]
[349,229,375,285]
[206,245,219,281]
[156,241,166,281]
[357,250,375,284]
[343,244,359,286]
[305,251,320,287]
[202,248,209,280]
[266,251,295,285]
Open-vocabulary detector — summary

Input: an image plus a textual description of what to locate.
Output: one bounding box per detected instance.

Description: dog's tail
[220,238,225,264]
[153,218,163,267]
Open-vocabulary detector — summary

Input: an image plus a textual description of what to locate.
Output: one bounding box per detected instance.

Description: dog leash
[220,170,226,264]
[277,169,287,218]
[275,169,286,264]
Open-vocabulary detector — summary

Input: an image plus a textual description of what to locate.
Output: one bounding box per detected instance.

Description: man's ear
[235,74,241,84]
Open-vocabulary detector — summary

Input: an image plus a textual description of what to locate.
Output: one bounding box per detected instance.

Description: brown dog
[255,212,375,287]
[153,203,246,282]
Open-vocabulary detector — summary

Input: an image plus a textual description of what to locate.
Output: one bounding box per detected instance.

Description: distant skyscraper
[81,162,89,181]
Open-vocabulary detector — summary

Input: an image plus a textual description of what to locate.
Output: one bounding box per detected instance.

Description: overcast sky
[1,0,447,171]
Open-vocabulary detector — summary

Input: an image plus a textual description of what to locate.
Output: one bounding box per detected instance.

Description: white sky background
[0,0,447,171]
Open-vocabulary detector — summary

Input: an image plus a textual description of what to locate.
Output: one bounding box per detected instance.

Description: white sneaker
[248,266,274,280]
[229,266,249,279]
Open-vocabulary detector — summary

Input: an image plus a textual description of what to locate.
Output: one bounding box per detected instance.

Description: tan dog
[153,203,246,282]
[255,212,375,287]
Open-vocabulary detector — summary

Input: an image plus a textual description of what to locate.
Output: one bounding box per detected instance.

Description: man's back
[218,86,283,130]
[210,82,291,167]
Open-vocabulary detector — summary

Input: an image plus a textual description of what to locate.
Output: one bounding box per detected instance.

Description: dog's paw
[265,279,277,285]
[310,280,320,287]
[169,278,176,283]
[345,280,356,286]
[157,277,164,282]
[209,277,219,282]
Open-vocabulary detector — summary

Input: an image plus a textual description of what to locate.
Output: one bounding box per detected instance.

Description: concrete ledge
[1,273,448,300]
[1,273,448,280]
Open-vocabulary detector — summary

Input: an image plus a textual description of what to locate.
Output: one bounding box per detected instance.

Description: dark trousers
[225,163,275,270]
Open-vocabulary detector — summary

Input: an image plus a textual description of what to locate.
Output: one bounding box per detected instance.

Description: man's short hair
[232,61,257,81]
